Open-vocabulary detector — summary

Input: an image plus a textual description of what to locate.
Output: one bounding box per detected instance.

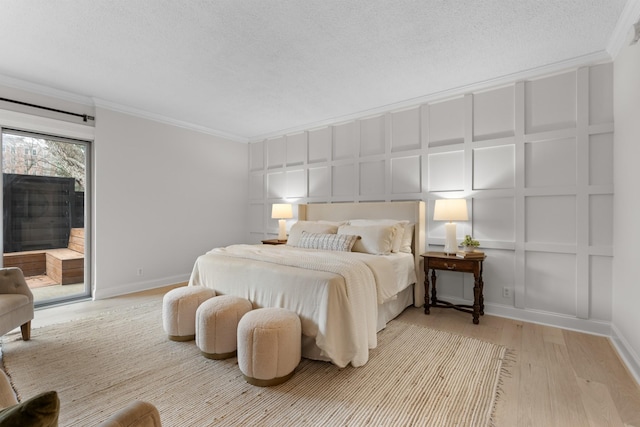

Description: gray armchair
[0,267,34,340]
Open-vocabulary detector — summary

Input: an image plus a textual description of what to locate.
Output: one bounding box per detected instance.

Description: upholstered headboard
[298,201,426,307]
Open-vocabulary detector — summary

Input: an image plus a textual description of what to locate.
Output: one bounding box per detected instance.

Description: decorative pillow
[296,232,360,252]
[348,219,409,253]
[338,224,396,255]
[286,221,339,247]
[0,390,59,427]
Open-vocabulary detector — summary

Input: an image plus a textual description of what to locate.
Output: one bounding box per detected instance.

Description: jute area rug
[2,303,507,426]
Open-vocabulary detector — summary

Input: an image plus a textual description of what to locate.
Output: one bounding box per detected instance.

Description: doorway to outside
[1,129,91,306]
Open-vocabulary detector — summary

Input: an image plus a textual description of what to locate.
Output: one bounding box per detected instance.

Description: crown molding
[607,0,640,59]
[0,73,248,143]
[0,73,94,106]
[249,50,612,142]
[92,98,248,143]
[0,46,614,146]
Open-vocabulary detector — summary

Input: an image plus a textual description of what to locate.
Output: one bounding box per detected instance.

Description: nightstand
[261,239,287,245]
[421,252,486,324]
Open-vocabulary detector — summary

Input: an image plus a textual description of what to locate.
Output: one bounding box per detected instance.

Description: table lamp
[271,203,293,241]
[433,199,469,255]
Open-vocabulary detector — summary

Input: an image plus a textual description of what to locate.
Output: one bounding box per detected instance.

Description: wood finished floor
[26,284,640,427]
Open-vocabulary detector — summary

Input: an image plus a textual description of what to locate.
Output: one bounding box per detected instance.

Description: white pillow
[338,224,396,255]
[316,220,348,226]
[286,221,339,246]
[296,232,359,252]
[348,219,409,253]
[399,223,415,253]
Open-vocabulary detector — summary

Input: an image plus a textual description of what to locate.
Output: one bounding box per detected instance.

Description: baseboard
[436,296,612,336]
[483,302,612,336]
[611,324,640,387]
[92,274,190,300]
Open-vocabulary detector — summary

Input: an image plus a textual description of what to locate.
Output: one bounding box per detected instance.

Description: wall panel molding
[246,62,614,331]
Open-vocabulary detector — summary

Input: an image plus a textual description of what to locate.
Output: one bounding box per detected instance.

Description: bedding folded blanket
[188,244,395,367]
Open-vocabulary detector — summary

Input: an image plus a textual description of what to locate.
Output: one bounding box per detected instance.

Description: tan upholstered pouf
[196,295,253,359]
[162,286,215,341]
[237,307,301,387]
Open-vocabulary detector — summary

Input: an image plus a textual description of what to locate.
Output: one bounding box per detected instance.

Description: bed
[188,201,425,367]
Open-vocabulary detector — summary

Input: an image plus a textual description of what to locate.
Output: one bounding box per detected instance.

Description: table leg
[424,268,430,314]
[431,269,438,307]
[472,273,481,324]
[479,277,485,316]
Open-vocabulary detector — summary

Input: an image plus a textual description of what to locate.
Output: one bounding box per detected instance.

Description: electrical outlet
[502,287,511,298]
[137,268,143,276]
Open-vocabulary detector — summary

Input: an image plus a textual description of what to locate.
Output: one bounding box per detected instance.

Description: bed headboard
[298,201,426,307]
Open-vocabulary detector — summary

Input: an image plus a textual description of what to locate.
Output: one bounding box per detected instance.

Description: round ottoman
[196,295,253,359]
[162,286,216,341]
[237,307,301,387]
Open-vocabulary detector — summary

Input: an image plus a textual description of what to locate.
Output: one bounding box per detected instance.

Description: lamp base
[277,219,287,241]
[443,222,458,255]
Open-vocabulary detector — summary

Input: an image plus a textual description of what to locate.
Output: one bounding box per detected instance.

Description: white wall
[0,85,250,299]
[613,31,640,383]
[249,63,615,336]
[93,108,248,298]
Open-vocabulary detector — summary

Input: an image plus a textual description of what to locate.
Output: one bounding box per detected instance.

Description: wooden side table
[261,239,287,245]
[421,252,486,324]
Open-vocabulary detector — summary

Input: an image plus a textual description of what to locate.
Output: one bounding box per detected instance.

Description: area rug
[1,303,508,426]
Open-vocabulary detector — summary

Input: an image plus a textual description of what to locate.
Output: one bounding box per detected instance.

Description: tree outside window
[2,134,86,191]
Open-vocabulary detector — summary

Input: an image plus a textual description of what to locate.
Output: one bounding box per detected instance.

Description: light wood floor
[25,284,640,427]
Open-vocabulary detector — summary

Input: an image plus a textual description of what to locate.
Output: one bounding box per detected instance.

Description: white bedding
[348,251,417,303]
[188,244,415,367]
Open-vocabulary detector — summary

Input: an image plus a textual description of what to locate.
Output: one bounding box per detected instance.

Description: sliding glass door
[1,128,91,306]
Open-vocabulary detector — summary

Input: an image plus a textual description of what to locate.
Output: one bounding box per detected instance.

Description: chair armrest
[0,268,33,302]
[98,401,161,427]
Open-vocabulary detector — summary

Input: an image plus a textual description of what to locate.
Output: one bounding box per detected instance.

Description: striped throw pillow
[296,232,360,252]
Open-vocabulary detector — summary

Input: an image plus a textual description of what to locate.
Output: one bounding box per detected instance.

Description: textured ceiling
[0,0,630,141]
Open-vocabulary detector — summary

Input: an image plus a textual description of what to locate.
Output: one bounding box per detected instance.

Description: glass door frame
[0,126,92,306]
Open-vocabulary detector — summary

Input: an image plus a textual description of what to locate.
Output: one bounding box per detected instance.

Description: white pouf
[162,286,216,341]
[237,307,301,387]
[196,295,253,359]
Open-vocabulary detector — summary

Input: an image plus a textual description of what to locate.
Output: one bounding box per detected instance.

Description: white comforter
[187,244,398,367]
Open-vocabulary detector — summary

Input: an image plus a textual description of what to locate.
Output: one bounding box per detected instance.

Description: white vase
[462,246,475,253]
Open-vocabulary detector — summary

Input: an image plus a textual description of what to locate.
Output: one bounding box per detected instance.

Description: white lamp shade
[433,199,469,222]
[271,203,293,219]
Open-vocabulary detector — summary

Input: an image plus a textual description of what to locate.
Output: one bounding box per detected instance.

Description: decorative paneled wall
[248,63,614,331]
